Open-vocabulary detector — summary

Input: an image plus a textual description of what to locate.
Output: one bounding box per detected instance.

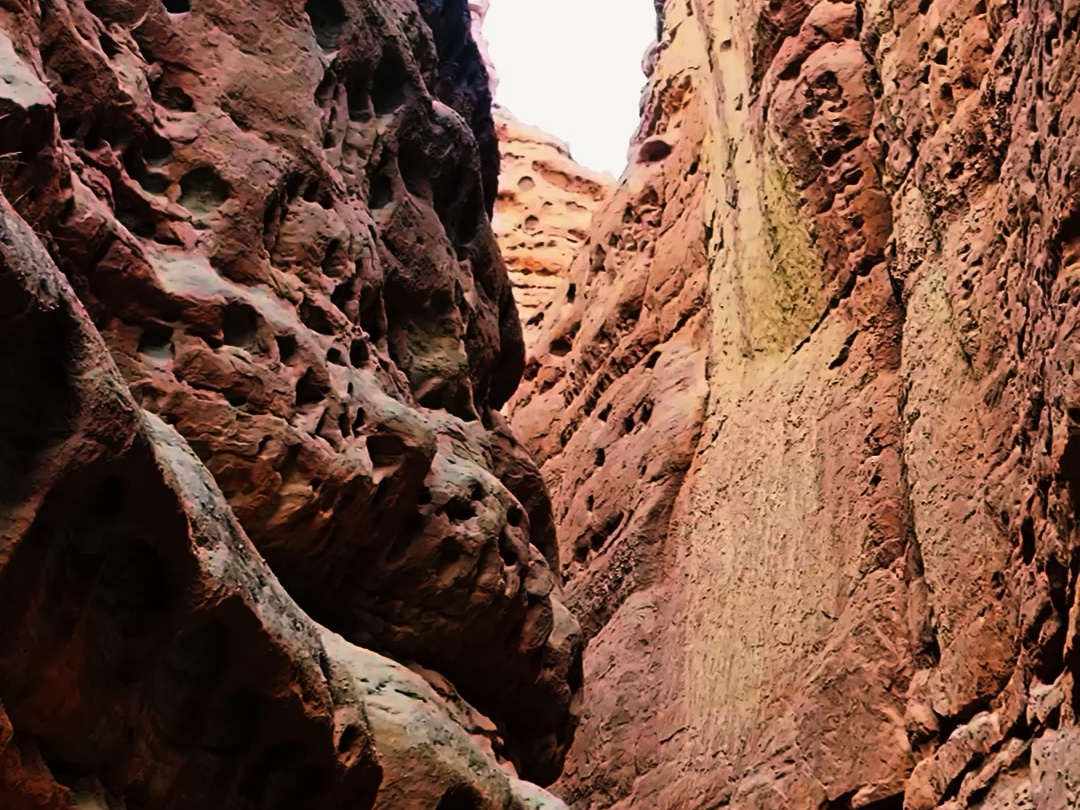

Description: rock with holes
[510,0,1080,807]
[491,109,614,350]
[0,0,580,798]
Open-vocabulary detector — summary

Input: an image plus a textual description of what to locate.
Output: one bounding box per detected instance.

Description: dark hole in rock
[586,494,595,511]
[300,299,336,335]
[155,82,194,111]
[178,166,229,214]
[331,279,356,318]
[1020,516,1035,564]
[549,336,572,357]
[295,368,329,406]
[359,289,386,341]
[368,173,393,210]
[418,486,432,505]
[99,34,120,58]
[640,400,653,423]
[821,147,842,167]
[574,544,588,563]
[638,138,672,163]
[349,339,369,367]
[497,531,519,566]
[567,283,577,303]
[161,0,190,12]
[371,50,409,115]
[595,448,606,467]
[444,496,477,521]
[366,433,408,467]
[326,348,346,365]
[507,505,523,527]
[337,724,362,754]
[517,175,535,191]
[623,414,635,434]
[524,215,540,233]
[306,0,346,50]
[598,403,611,421]
[225,390,248,408]
[352,407,366,432]
[645,352,660,369]
[346,72,373,121]
[222,303,258,348]
[138,324,174,360]
[276,334,298,363]
[338,411,351,438]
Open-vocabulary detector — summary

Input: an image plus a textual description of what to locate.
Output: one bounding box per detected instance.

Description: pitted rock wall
[511,0,1080,808]
[0,0,579,805]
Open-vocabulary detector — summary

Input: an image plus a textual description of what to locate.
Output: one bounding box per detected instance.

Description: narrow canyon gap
[1,0,1080,810]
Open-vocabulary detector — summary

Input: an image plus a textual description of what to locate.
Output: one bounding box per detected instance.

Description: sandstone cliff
[492,112,614,350]
[0,0,579,807]
[511,0,1080,808]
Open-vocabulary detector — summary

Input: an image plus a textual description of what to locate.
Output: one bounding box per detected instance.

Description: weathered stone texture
[511,0,1080,807]
[492,111,614,350]
[0,0,578,805]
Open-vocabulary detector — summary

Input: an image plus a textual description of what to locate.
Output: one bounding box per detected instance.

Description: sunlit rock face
[0,0,582,805]
[493,113,614,351]
[511,0,1080,807]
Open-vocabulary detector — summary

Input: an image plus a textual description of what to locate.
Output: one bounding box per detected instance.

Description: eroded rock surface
[492,112,614,350]
[0,0,580,804]
[511,0,1080,808]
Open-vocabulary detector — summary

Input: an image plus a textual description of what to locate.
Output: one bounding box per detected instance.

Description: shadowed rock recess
[0,0,581,806]
[509,0,1080,808]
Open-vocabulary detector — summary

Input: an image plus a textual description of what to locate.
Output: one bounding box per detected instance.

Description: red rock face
[0,0,578,805]
[511,0,1080,807]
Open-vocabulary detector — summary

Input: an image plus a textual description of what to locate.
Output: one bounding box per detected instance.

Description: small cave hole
[371,50,409,115]
[549,336,572,357]
[178,166,229,214]
[306,0,346,50]
[524,215,540,233]
[595,448,606,467]
[444,496,477,522]
[566,283,577,303]
[598,403,612,422]
[300,298,336,335]
[349,339,370,367]
[138,324,174,360]
[161,0,190,13]
[1020,516,1036,564]
[638,138,673,163]
[507,505,523,527]
[276,334,298,364]
[221,303,258,348]
[295,369,329,406]
[644,351,660,369]
[623,414,635,434]
[352,407,366,432]
[326,348,346,366]
[517,176,535,192]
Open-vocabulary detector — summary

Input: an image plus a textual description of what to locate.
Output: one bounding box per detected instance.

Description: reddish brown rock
[492,111,614,349]
[0,0,577,803]
[510,0,1080,807]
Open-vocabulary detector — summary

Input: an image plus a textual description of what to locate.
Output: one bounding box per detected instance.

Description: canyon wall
[0,0,579,807]
[492,113,614,349]
[511,0,1080,808]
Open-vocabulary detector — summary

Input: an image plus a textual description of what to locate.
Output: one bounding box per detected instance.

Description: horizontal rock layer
[0,0,579,805]
[511,0,1080,807]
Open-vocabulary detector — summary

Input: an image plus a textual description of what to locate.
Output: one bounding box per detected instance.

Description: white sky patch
[484,0,656,177]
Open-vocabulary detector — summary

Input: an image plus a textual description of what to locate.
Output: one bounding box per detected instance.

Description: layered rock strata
[492,113,614,349]
[511,0,1080,808]
[0,0,579,806]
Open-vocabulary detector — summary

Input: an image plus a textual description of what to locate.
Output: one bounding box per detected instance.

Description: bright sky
[484,0,657,177]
